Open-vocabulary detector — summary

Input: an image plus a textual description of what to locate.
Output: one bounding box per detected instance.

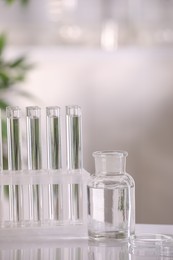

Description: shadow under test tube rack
[0,106,89,240]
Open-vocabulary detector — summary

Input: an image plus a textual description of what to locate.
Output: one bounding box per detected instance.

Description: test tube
[46,106,62,221]
[0,109,4,225]
[66,105,83,221]
[66,105,83,170]
[26,106,42,222]
[47,106,62,170]
[6,106,23,223]
[0,109,3,172]
[26,106,42,170]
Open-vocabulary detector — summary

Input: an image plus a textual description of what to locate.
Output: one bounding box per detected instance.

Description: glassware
[66,105,83,170]
[26,106,42,222]
[0,109,3,172]
[46,106,63,221]
[0,105,89,238]
[66,105,83,221]
[129,233,173,258]
[26,106,42,171]
[46,106,62,170]
[88,150,135,240]
[6,106,23,223]
[7,106,22,171]
[0,109,4,225]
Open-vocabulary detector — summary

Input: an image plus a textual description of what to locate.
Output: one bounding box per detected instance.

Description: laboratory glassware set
[0,104,135,241]
[0,104,172,258]
[0,105,89,239]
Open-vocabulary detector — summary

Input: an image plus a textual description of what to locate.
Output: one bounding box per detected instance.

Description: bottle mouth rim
[93,150,128,158]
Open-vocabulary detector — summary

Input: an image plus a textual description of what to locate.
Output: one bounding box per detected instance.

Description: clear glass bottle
[88,150,135,240]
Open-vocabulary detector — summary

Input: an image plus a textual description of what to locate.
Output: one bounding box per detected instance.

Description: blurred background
[0,0,173,225]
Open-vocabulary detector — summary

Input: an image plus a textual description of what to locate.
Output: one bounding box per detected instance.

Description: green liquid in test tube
[0,109,4,225]
[6,106,23,223]
[66,105,83,221]
[0,109,3,172]
[26,106,42,222]
[46,106,62,221]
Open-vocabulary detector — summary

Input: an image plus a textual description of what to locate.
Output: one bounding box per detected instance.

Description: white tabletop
[0,224,172,260]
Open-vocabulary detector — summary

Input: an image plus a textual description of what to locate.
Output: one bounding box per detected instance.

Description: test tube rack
[0,169,89,240]
[0,105,90,240]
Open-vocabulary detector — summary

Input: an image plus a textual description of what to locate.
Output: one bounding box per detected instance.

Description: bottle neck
[93,150,127,175]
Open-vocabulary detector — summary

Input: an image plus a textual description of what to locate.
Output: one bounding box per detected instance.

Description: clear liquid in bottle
[88,151,135,240]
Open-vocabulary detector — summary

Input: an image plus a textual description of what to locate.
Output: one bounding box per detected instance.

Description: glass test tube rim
[46,106,61,117]
[66,105,82,117]
[26,106,41,118]
[6,106,22,119]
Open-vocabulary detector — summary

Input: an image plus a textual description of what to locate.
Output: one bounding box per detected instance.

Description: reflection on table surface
[0,238,170,260]
[0,239,129,260]
[0,224,173,260]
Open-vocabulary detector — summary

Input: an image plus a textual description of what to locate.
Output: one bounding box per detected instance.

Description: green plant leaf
[0,100,9,110]
[0,71,10,88]
[0,34,6,56]
[9,57,34,70]
[4,0,29,5]
[4,0,15,5]
[20,0,29,5]
[13,89,32,98]
[0,26,32,171]
[9,56,26,68]
[14,74,25,82]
